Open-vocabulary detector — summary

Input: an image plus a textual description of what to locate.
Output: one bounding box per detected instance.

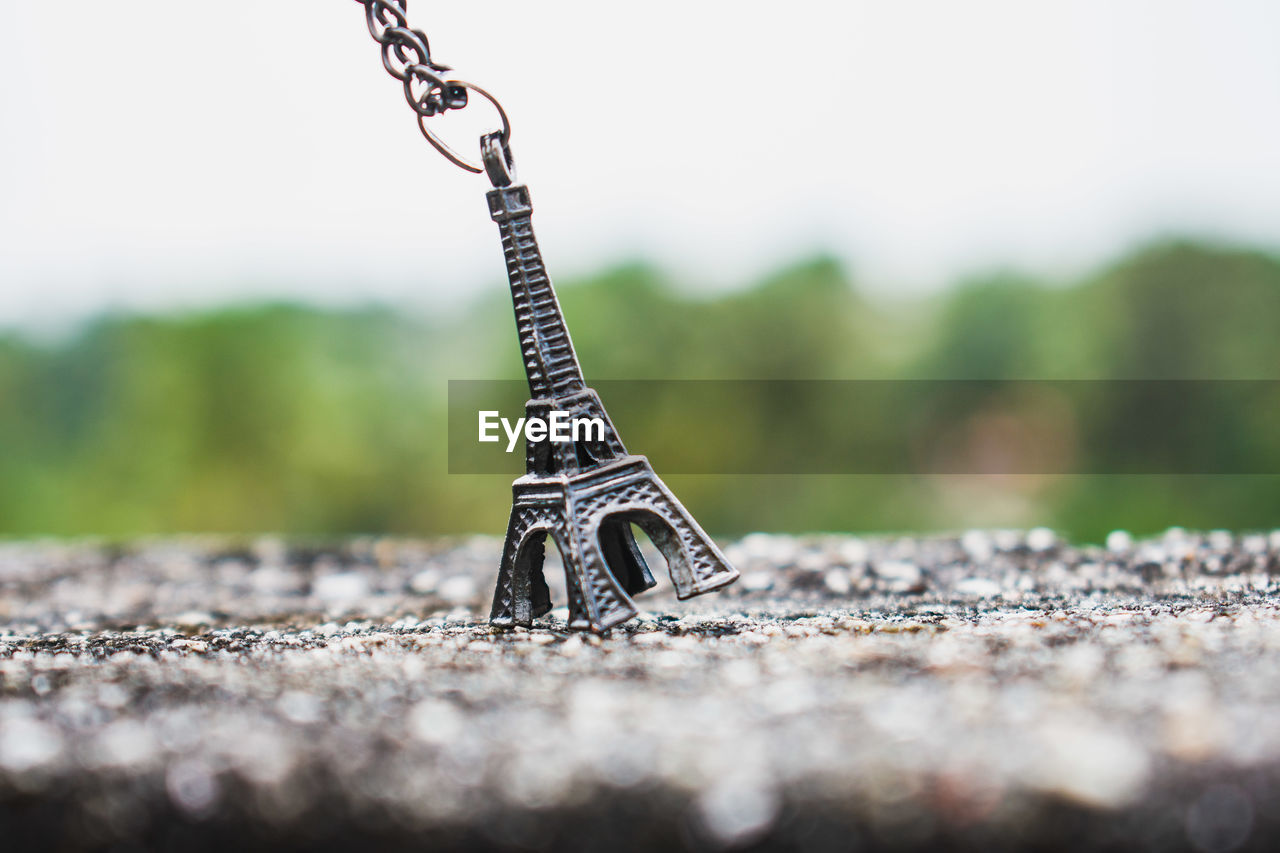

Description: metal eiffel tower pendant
[479,136,739,632]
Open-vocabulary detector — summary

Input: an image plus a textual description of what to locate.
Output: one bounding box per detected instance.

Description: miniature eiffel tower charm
[480,137,738,632]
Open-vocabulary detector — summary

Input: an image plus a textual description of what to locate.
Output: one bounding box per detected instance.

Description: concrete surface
[2,529,1280,851]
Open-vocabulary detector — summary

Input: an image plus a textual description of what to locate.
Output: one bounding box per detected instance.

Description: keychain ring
[417,81,510,173]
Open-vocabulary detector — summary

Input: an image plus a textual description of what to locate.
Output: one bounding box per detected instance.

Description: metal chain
[354,0,512,174]
[355,0,467,117]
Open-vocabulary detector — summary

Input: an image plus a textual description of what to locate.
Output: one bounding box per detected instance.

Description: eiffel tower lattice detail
[484,176,739,633]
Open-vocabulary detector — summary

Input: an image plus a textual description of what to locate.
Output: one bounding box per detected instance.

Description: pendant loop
[416,81,510,173]
[481,132,516,187]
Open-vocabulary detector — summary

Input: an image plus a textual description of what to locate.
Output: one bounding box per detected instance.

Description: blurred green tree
[1,240,1277,542]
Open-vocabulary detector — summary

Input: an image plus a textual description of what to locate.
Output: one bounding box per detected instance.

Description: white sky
[1,1,1278,327]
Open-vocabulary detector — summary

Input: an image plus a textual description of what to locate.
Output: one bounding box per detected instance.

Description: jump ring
[416,80,510,173]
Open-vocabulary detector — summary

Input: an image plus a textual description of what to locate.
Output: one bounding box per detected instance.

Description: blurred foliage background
[2,240,1279,543]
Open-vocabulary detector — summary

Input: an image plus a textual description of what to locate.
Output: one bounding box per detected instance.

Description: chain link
[355,0,469,119]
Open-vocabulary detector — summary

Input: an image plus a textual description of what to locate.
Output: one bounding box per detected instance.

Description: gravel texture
[3,528,1280,851]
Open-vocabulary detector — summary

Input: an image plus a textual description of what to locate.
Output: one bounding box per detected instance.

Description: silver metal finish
[485,174,739,632]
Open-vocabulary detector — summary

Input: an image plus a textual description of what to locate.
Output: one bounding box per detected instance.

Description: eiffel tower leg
[490,499,556,629]
[630,486,738,599]
[561,514,640,633]
[570,459,739,603]
[490,508,521,627]
[556,529,594,632]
